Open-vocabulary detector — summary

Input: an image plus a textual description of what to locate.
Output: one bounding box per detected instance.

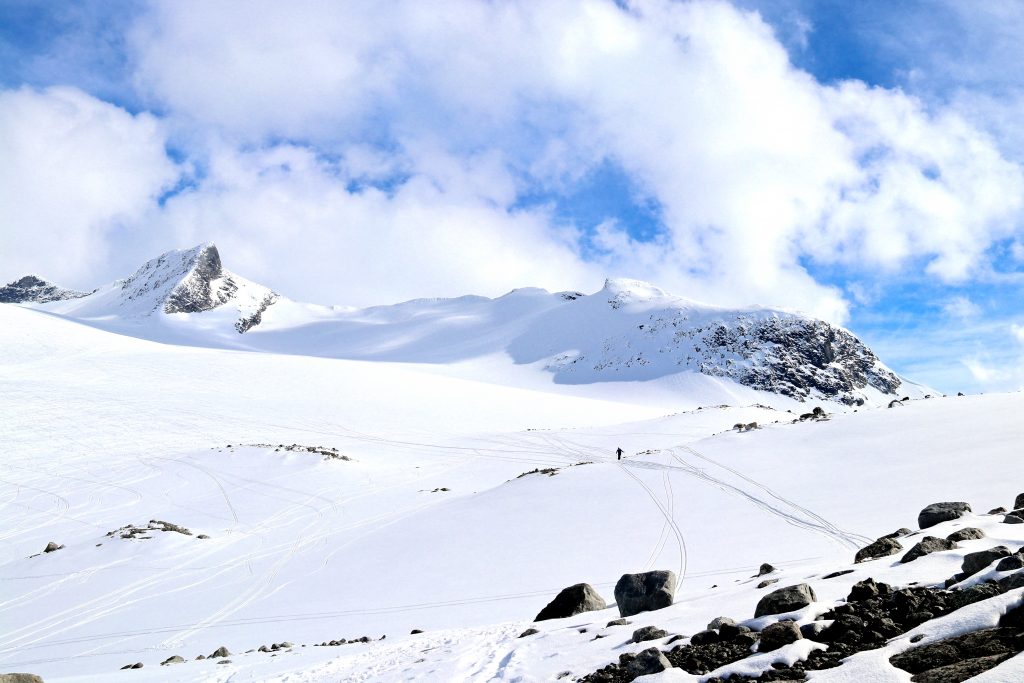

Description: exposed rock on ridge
[0,275,88,303]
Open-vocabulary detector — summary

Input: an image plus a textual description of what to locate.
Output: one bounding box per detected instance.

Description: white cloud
[0,86,181,287]
[941,296,980,320]
[1011,324,1024,344]
[111,0,1024,322]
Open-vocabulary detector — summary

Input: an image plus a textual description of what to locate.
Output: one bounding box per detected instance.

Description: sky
[2,0,1024,394]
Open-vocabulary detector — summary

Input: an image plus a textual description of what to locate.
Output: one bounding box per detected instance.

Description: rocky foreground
[521,494,1024,682]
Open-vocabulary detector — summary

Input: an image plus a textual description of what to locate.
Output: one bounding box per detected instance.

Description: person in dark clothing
[616,447,624,460]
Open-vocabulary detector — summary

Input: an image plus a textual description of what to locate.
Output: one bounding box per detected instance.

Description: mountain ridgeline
[2,244,914,405]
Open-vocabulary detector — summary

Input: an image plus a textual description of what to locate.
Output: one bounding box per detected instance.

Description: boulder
[605,618,630,627]
[614,570,676,617]
[209,646,230,658]
[890,627,1021,681]
[800,622,828,640]
[918,502,971,529]
[43,542,63,553]
[1004,514,1024,524]
[624,648,672,677]
[518,628,539,638]
[961,546,1011,576]
[707,616,736,630]
[719,622,751,641]
[0,676,45,683]
[855,537,902,563]
[881,528,913,539]
[946,527,985,542]
[1015,493,1024,510]
[756,563,776,577]
[535,583,607,621]
[848,578,890,601]
[901,536,957,563]
[754,583,817,618]
[759,620,802,652]
[631,626,668,643]
[160,656,185,666]
[998,571,1024,591]
[689,629,720,645]
[996,554,1024,572]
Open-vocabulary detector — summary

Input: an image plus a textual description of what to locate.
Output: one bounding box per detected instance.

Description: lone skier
[616,447,624,461]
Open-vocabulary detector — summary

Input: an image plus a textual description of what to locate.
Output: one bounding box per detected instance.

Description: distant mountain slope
[5,244,923,405]
[0,275,88,303]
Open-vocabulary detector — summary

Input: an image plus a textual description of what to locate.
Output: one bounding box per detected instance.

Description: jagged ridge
[0,275,88,304]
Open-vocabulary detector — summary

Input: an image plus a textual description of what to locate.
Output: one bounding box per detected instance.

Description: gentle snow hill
[0,303,1017,682]
[11,243,928,408]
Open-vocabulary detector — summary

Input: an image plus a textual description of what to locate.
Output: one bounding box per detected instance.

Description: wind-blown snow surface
[0,302,1020,681]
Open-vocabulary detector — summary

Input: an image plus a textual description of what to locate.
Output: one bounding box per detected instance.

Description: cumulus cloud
[113,0,1024,320]
[2,0,1023,328]
[941,296,980,320]
[0,86,181,287]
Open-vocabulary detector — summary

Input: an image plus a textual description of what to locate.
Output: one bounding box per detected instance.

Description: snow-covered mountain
[0,274,88,303]
[7,244,922,407]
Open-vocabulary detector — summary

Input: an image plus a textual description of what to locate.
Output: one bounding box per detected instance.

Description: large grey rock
[209,646,230,658]
[998,570,1024,591]
[534,583,606,621]
[918,502,971,529]
[1015,493,1024,510]
[996,554,1024,571]
[754,584,817,618]
[854,537,902,563]
[1004,514,1024,524]
[614,570,676,617]
[901,536,958,563]
[946,527,985,542]
[160,656,185,666]
[0,675,45,683]
[961,546,1011,576]
[707,616,736,630]
[624,648,672,677]
[631,626,669,643]
[759,620,802,652]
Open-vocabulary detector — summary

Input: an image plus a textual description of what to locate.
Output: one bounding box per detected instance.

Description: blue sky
[2,0,1024,394]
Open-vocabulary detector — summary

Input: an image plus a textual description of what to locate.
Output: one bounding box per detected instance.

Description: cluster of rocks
[516,467,561,479]
[576,495,1024,682]
[106,519,203,540]
[242,443,352,461]
[314,635,381,647]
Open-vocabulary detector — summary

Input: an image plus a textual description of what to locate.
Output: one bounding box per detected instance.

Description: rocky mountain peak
[0,275,88,303]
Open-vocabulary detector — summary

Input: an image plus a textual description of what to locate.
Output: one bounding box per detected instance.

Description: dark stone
[918,502,971,529]
[624,648,672,677]
[161,656,185,665]
[614,570,677,617]
[719,623,751,641]
[209,646,230,658]
[756,563,776,577]
[689,629,720,645]
[902,536,958,563]
[996,555,1024,572]
[823,569,854,579]
[518,628,539,638]
[606,618,630,627]
[1001,603,1024,628]
[1003,514,1024,524]
[410,629,423,634]
[535,583,607,621]
[757,578,779,589]
[754,584,817,618]
[632,626,669,643]
[961,546,1011,576]
[881,528,913,538]
[1015,493,1024,510]
[855,537,902,563]
[849,578,890,602]
[43,541,63,553]
[759,620,802,652]
[800,622,828,640]
[889,627,1022,680]
[988,507,1007,515]
[946,527,985,542]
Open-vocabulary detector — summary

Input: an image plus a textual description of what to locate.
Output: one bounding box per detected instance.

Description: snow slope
[14,245,926,407]
[0,302,1019,682]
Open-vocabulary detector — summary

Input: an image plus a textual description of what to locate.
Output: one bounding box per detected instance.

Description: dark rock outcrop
[946,527,985,542]
[758,620,802,652]
[890,627,1023,682]
[961,546,1011,577]
[535,583,607,621]
[918,502,971,529]
[754,583,817,618]
[624,648,672,677]
[902,537,958,563]
[855,536,902,563]
[0,275,87,303]
[614,570,676,618]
